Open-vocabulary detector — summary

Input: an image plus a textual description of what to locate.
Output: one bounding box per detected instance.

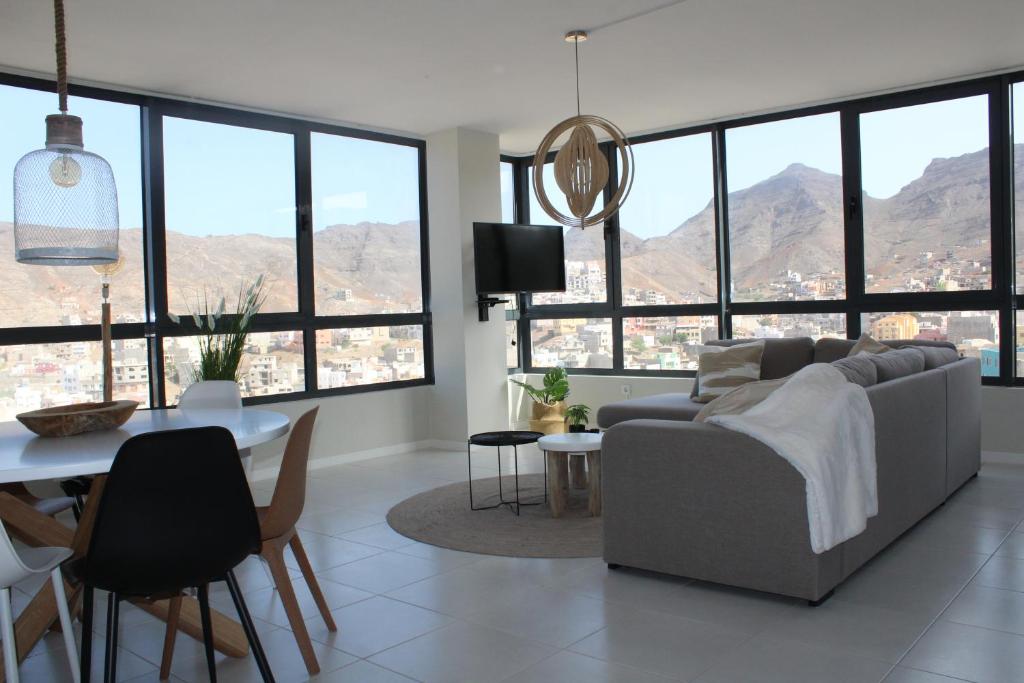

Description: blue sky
[0,84,1003,241]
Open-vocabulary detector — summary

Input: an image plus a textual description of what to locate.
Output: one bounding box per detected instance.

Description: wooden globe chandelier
[532,30,634,229]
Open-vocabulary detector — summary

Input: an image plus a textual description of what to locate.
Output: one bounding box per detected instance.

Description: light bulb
[49,153,81,188]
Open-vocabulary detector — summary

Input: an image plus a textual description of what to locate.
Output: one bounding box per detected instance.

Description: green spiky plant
[169,275,268,383]
[565,404,590,430]
[510,367,569,405]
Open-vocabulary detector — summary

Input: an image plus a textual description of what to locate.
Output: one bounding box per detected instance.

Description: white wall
[510,373,1024,456]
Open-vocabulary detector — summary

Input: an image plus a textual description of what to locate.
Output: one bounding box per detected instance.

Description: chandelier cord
[574,37,581,117]
[54,0,68,113]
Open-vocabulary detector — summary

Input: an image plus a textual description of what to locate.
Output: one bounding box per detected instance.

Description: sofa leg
[607,563,622,570]
[807,589,834,607]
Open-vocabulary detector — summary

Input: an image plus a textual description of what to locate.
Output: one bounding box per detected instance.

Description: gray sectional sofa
[597,337,981,603]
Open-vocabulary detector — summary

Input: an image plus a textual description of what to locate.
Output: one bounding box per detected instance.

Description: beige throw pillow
[693,341,765,404]
[694,376,787,422]
[848,333,890,357]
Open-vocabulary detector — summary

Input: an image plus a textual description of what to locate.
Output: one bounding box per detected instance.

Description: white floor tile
[902,619,1024,683]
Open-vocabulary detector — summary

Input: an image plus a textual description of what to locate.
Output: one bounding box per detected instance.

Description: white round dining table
[0,408,291,484]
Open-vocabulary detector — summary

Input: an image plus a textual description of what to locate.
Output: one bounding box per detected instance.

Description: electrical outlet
[621,384,632,398]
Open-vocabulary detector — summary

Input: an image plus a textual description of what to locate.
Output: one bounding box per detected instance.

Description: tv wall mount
[477,295,508,322]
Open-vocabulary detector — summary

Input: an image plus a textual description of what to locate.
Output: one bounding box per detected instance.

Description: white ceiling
[1,0,1023,154]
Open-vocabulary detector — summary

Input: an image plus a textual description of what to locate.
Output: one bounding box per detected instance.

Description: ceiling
[1,0,1023,154]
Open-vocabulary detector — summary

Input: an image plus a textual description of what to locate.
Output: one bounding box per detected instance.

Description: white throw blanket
[706,363,877,554]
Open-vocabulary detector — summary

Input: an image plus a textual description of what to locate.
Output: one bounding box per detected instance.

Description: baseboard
[982,450,1024,465]
[250,439,454,482]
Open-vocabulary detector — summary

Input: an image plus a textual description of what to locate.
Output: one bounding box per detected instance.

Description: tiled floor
[11,448,1024,682]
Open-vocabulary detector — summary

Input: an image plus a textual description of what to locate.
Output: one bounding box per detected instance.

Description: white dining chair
[0,521,78,683]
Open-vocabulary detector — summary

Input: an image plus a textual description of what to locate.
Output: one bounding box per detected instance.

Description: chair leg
[0,587,20,683]
[224,570,275,683]
[80,586,94,683]
[197,585,218,683]
[264,546,319,675]
[103,592,119,683]
[158,596,182,681]
[288,535,336,631]
[51,569,81,683]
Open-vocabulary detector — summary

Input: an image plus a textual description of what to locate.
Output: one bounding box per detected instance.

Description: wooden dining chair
[159,406,335,677]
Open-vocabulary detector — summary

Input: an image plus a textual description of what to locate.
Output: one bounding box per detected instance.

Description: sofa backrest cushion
[813,337,956,364]
[865,346,926,382]
[831,355,878,387]
[904,345,960,370]
[704,337,814,381]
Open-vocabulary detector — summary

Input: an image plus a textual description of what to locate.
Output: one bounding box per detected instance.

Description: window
[163,332,305,403]
[0,85,144,328]
[623,316,718,370]
[500,161,515,223]
[163,117,298,313]
[617,135,717,305]
[311,134,422,316]
[530,319,613,368]
[861,96,992,293]
[1017,312,1024,378]
[731,314,846,341]
[0,340,151,421]
[528,163,607,305]
[315,325,425,389]
[725,113,845,302]
[860,311,999,376]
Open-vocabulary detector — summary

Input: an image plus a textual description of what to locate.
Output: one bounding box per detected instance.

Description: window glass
[623,316,719,370]
[164,117,297,314]
[0,84,144,327]
[163,331,304,402]
[530,318,613,368]
[732,313,846,340]
[315,325,424,389]
[311,134,422,315]
[1016,311,1024,378]
[500,161,515,224]
[0,340,150,420]
[860,311,997,376]
[528,164,606,304]
[861,96,992,293]
[618,135,717,305]
[726,113,845,302]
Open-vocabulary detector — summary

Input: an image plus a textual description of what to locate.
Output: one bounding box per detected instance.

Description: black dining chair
[73,426,274,683]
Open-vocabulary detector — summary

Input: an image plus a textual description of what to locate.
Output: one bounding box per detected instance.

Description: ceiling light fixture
[532,29,633,230]
[13,0,119,265]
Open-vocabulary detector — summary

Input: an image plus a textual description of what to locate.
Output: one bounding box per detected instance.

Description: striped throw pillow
[693,341,765,404]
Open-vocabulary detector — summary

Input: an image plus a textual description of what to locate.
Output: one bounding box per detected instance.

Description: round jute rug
[386,473,602,558]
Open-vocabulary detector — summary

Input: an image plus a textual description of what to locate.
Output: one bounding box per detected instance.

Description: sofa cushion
[849,333,891,356]
[597,393,703,428]
[693,341,765,403]
[904,344,959,370]
[831,355,878,387]
[702,337,814,381]
[865,347,926,382]
[694,377,788,422]
[814,337,957,364]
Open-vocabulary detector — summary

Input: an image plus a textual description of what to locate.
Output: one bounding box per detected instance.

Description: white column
[426,128,509,444]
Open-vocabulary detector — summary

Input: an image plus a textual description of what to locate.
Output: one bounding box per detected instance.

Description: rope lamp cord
[54,0,69,113]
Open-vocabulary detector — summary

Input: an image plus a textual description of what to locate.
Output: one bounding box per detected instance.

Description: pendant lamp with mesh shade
[13,0,118,266]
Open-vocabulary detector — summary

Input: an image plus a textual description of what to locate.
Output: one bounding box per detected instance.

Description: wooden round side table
[537,432,603,518]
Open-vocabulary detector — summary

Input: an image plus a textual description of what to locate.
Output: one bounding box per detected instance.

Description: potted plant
[168,276,267,400]
[565,404,590,433]
[511,367,570,435]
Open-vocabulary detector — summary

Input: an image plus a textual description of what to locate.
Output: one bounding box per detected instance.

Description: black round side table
[467,431,546,515]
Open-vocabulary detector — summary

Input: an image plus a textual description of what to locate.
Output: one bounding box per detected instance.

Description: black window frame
[0,71,433,407]
[509,70,1022,387]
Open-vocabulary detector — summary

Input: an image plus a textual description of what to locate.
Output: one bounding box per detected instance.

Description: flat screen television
[473,223,566,294]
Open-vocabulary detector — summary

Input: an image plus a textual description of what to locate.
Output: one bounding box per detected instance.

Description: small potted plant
[511,367,570,434]
[565,404,590,433]
[168,275,267,398]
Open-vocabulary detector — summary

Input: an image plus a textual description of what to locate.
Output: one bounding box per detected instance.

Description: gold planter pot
[529,400,567,435]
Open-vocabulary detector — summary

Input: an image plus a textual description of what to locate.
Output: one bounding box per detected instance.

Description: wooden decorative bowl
[17,400,139,438]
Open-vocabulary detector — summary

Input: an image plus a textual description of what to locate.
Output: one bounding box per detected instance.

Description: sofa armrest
[602,419,841,600]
